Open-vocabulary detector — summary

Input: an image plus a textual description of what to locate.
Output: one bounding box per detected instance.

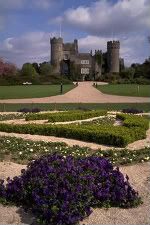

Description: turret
[107,40,120,73]
[74,39,78,54]
[50,37,63,73]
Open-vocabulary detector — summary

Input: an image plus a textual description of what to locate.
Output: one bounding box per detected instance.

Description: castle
[50,37,122,80]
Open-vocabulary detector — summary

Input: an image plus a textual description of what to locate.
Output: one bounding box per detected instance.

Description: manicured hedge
[25,110,107,122]
[116,113,149,130]
[0,122,146,147]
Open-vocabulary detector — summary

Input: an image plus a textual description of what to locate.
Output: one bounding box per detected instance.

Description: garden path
[0,82,150,103]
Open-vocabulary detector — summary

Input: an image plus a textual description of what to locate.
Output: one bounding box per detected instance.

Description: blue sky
[0,0,150,67]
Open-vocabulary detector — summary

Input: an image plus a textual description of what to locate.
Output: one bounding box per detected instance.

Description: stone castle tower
[50,37,64,73]
[50,37,121,80]
[107,41,120,73]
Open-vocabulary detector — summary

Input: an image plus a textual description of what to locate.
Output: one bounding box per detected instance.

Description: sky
[0,0,150,67]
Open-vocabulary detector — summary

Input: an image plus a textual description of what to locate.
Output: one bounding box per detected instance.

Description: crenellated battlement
[50,37,63,44]
[107,41,120,49]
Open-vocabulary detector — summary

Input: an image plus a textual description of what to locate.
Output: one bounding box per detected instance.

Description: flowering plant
[0,154,141,225]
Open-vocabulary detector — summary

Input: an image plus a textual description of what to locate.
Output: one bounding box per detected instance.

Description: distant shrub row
[122,108,143,114]
[0,121,146,147]
[25,110,107,122]
[116,113,149,130]
[18,108,41,113]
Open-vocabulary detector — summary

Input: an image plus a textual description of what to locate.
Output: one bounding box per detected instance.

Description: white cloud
[0,31,57,67]
[61,0,150,36]
[78,34,149,66]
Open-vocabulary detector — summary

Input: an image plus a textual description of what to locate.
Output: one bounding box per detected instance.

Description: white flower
[129,159,132,161]
[19,151,22,155]
[114,153,117,156]
[141,160,144,162]
[30,149,33,152]
[100,154,103,157]
[45,149,49,152]
[6,140,10,143]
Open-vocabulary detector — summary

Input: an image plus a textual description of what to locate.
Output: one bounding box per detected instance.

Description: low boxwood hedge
[116,113,149,130]
[0,122,146,147]
[25,110,107,122]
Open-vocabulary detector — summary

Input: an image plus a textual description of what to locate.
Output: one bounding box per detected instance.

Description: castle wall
[50,37,121,78]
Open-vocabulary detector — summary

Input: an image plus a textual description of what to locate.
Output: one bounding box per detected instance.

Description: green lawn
[0,103,150,112]
[97,84,150,97]
[0,84,74,99]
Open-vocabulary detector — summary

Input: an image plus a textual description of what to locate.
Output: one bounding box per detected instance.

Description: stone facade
[50,37,121,80]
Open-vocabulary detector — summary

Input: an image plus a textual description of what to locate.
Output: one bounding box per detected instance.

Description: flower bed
[25,110,107,122]
[0,113,25,121]
[0,154,141,225]
[0,136,149,165]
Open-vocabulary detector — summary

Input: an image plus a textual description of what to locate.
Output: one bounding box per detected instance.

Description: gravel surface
[0,82,149,103]
[0,162,149,225]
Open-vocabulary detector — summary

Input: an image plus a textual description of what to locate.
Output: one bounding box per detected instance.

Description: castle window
[81,60,89,65]
[64,54,69,60]
[81,68,89,74]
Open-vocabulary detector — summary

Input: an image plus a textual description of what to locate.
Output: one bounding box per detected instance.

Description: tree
[39,62,52,75]
[21,63,37,77]
[0,58,17,76]
[32,62,40,74]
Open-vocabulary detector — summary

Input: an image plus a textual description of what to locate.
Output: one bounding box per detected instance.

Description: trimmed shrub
[25,110,107,122]
[122,108,143,114]
[0,154,141,225]
[116,113,149,130]
[0,122,146,147]
[18,108,41,113]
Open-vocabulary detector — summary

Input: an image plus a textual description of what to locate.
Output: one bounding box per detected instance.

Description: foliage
[0,136,150,165]
[0,103,149,113]
[0,117,147,147]
[0,58,17,76]
[0,113,25,121]
[21,63,37,77]
[116,113,149,130]
[122,108,143,114]
[0,154,141,225]
[39,62,52,76]
[18,108,41,113]
[25,110,107,122]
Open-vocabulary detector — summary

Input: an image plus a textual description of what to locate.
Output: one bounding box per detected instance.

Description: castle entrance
[61,60,70,77]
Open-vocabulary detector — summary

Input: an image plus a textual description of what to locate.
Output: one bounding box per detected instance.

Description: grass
[0,103,150,112]
[96,84,150,97]
[0,84,74,99]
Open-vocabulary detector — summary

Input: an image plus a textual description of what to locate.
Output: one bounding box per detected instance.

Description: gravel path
[0,82,150,103]
[0,162,149,225]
